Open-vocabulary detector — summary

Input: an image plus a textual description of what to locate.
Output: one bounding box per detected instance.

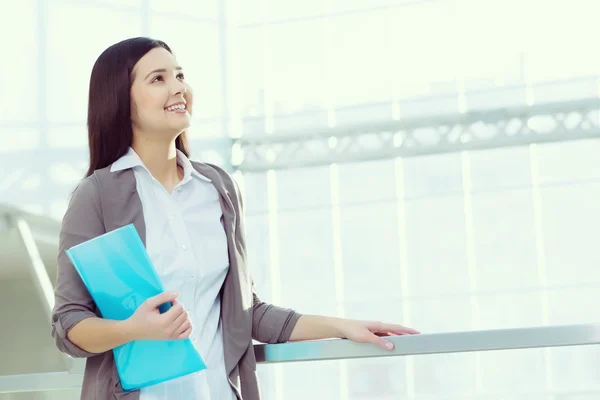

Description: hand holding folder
[127,291,193,341]
[66,224,206,391]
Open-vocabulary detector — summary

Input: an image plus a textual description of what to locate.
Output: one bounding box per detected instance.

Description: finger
[379,323,420,335]
[145,291,179,309]
[376,332,414,337]
[175,319,192,337]
[162,302,185,323]
[367,333,394,351]
[171,310,190,335]
[177,326,193,340]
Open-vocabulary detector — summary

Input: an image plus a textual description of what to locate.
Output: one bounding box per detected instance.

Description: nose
[171,80,187,96]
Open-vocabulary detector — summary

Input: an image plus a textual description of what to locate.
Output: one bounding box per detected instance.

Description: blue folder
[66,224,206,391]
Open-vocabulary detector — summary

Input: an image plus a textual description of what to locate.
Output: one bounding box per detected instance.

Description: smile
[165,103,186,113]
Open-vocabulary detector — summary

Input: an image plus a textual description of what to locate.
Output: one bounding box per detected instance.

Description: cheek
[184,89,193,114]
[140,91,165,111]
[133,84,166,109]
[132,100,164,127]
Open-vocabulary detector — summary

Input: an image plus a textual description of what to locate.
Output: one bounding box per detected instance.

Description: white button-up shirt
[111,147,236,400]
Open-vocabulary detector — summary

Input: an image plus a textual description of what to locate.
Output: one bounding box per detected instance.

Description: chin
[169,120,191,132]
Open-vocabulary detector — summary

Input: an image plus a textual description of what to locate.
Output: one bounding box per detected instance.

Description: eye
[177,72,185,80]
[151,75,164,83]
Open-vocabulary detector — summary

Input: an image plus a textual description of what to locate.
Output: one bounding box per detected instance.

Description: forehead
[133,47,179,76]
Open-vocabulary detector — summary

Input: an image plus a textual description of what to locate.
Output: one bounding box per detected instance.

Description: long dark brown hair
[85,37,190,178]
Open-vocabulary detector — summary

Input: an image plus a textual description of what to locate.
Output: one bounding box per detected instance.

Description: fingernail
[385,341,394,350]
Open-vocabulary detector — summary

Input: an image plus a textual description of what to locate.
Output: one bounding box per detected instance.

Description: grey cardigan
[51,161,302,400]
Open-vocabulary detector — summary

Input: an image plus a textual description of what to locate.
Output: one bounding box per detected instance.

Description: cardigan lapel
[190,163,253,378]
[97,168,146,246]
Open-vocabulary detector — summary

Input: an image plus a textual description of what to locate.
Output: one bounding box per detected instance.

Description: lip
[164,102,187,114]
[164,101,186,109]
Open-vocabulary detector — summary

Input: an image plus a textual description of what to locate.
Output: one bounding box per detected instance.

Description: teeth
[166,104,185,111]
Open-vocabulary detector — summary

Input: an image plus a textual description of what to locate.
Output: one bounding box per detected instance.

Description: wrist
[326,316,346,339]
[118,318,140,342]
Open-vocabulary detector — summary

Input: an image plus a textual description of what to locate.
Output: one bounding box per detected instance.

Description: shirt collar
[110,147,144,172]
[110,147,211,182]
[177,149,211,183]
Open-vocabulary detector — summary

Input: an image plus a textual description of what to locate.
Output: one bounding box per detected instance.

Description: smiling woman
[50,37,419,400]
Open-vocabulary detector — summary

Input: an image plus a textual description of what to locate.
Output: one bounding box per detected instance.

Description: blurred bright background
[2,0,600,399]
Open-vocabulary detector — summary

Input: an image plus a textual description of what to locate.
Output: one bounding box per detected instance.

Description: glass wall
[233,0,600,398]
[243,141,600,398]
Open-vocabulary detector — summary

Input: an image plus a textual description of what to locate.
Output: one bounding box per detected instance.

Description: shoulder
[71,166,113,200]
[70,175,100,205]
[200,161,233,179]
[61,175,103,236]
[67,165,116,211]
[191,161,240,191]
[60,172,109,251]
[90,165,113,182]
[190,161,244,209]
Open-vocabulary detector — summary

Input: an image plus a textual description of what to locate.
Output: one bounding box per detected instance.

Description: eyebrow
[144,66,183,80]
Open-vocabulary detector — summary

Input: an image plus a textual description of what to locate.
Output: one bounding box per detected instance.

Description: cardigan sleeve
[250,284,302,344]
[229,173,303,344]
[51,175,106,358]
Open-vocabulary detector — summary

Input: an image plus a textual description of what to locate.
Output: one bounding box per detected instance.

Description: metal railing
[1,323,600,393]
[254,323,600,363]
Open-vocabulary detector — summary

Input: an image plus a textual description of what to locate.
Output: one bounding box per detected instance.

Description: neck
[131,136,181,188]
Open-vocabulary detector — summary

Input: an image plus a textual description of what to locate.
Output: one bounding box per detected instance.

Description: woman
[51,37,419,400]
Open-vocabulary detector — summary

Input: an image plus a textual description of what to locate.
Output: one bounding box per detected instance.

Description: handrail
[0,204,60,246]
[255,323,600,363]
[2,323,600,393]
[0,372,83,394]
[14,218,55,318]
[6,214,78,373]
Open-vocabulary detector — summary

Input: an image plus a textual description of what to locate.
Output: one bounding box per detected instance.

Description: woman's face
[130,47,193,140]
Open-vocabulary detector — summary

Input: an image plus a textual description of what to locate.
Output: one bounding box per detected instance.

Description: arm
[251,285,302,344]
[223,172,300,343]
[65,293,190,354]
[251,295,419,348]
[65,318,136,354]
[288,315,343,341]
[289,315,420,350]
[226,172,303,344]
[51,176,109,357]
